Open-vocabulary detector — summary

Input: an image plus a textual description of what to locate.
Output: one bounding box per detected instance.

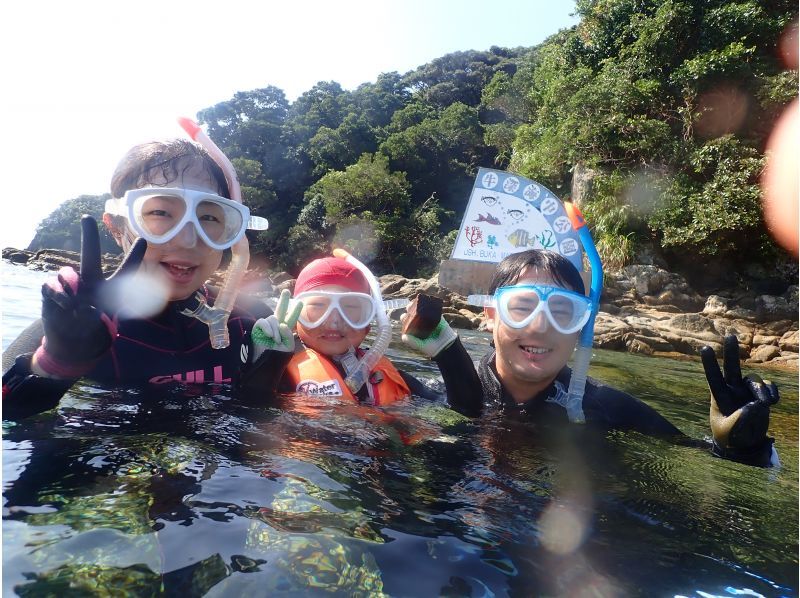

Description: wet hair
[488,250,585,295]
[109,139,230,198]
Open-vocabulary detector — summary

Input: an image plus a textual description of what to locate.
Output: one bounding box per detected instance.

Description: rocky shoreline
[4,247,798,371]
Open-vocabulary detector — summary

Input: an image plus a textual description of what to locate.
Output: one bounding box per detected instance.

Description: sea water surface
[2,261,798,597]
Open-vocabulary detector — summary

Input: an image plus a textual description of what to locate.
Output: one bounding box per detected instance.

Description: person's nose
[323,308,344,330]
[526,308,550,333]
[170,222,198,249]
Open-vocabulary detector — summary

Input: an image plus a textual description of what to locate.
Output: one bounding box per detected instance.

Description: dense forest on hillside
[30,0,798,287]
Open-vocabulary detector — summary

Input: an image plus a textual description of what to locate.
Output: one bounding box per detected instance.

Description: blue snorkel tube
[563,201,604,423]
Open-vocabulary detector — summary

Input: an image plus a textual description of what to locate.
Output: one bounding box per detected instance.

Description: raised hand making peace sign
[700,335,780,466]
[250,289,304,359]
[34,215,147,379]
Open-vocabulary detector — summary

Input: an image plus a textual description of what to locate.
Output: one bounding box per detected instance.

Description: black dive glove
[700,335,779,467]
[35,215,146,378]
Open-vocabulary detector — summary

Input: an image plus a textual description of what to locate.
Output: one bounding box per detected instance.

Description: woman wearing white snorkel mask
[2,137,275,421]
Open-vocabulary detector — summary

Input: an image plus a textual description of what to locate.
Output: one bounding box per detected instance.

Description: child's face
[296,284,370,357]
[485,268,580,398]
[124,163,223,301]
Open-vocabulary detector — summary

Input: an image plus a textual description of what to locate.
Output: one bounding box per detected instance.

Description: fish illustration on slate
[474,213,501,225]
[507,229,533,247]
[507,229,557,249]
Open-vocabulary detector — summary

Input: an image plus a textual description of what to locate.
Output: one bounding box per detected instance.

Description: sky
[1,0,579,251]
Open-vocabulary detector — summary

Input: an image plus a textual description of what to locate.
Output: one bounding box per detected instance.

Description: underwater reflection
[3,344,798,596]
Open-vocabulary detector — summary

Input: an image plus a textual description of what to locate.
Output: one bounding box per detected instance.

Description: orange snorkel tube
[176,116,250,349]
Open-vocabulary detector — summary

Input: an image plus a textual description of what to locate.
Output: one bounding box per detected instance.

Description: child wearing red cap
[242,256,481,413]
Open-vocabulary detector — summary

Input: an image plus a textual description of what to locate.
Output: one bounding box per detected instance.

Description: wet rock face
[271,271,294,285]
[587,268,798,368]
[2,247,124,276]
[755,288,799,322]
[750,344,782,363]
[779,329,799,352]
[2,248,33,264]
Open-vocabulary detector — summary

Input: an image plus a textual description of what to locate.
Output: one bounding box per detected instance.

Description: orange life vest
[284,348,410,406]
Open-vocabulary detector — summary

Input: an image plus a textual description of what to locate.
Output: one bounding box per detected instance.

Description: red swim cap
[294,257,370,295]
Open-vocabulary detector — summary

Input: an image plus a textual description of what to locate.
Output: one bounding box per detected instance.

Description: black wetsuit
[476,350,683,435]
[476,350,778,466]
[2,286,272,421]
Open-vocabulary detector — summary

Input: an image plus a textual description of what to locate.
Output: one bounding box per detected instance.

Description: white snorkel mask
[104,187,267,251]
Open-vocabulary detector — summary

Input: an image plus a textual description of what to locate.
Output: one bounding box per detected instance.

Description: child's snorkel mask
[292,291,378,330]
[174,116,267,349]
[104,187,267,250]
[330,248,402,395]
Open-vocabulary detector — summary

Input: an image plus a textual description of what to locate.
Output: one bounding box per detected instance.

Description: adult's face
[486,267,580,402]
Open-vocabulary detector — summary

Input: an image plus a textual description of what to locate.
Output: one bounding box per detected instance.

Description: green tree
[307,113,378,177]
[295,153,444,275]
[285,81,350,146]
[510,0,797,267]
[380,102,489,223]
[29,195,119,254]
[650,136,767,258]
[401,49,520,109]
[351,72,411,129]
[480,68,526,166]
[198,86,289,151]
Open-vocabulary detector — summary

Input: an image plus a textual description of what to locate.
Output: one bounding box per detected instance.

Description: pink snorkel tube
[177,116,250,349]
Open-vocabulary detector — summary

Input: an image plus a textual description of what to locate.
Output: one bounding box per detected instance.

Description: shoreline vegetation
[5,247,796,371]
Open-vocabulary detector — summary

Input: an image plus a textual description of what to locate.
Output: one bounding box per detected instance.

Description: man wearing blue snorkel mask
[470,249,780,468]
[2,137,275,421]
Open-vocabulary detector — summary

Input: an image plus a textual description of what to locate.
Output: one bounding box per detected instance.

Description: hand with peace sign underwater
[32,215,147,379]
[700,335,780,467]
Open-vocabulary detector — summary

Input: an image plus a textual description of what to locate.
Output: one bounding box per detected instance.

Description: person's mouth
[321,333,345,340]
[161,261,198,283]
[520,344,552,360]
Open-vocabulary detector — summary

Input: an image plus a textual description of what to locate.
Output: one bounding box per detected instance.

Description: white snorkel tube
[332,248,393,394]
[176,116,256,349]
[562,201,603,423]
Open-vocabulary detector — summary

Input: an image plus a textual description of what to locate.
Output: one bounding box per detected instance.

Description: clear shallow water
[1,261,797,597]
